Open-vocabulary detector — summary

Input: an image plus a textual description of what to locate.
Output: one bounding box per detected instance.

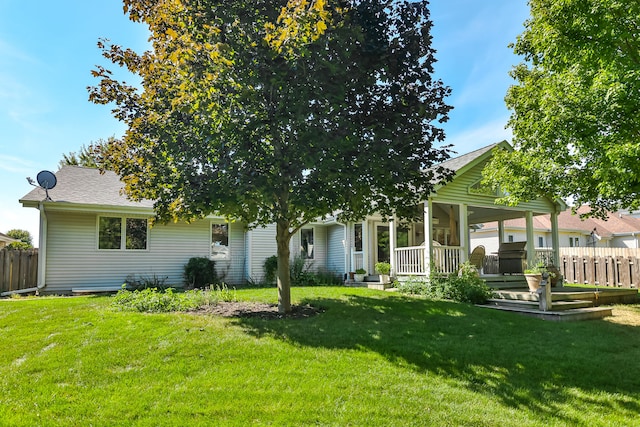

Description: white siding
[43,211,246,292]
[246,224,277,283]
[326,224,346,276]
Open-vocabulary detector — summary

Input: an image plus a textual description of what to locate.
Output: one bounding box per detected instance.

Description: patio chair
[469,245,485,274]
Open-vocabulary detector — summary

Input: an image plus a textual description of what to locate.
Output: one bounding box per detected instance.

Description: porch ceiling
[467,206,546,225]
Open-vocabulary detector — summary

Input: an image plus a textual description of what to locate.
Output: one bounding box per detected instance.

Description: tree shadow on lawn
[234,294,640,423]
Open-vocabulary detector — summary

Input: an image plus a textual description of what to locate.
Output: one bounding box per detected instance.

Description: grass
[1,287,640,426]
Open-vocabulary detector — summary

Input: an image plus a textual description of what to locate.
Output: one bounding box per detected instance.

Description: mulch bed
[193,301,324,320]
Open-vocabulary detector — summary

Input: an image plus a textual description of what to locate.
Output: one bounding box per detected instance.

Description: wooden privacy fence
[0,249,38,293]
[559,254,639,288]
[484,248,640,288]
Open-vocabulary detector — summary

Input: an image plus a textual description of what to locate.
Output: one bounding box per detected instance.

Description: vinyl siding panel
[43,211,245,292]
[326,224,345,275]
[246,225,277,283]
[436,161,556,214]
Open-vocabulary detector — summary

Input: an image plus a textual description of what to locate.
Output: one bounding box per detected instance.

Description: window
[211,223,230,260]
[98,217,147,250]
[569,237,580,247]
[538,236,544,248]
[354,224,363,252]
[508,235,514,243]
[301,228,314,259]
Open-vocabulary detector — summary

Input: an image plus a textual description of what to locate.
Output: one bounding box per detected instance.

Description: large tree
[5,229,33,250]
[483,0,640,216]
[59,137,117,169]
[90,0,452,312]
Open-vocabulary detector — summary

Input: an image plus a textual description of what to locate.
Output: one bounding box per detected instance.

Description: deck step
[487,298,593,310]
[480,304,612,321]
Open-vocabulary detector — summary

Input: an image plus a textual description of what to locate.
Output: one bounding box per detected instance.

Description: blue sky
[0,0,529,243]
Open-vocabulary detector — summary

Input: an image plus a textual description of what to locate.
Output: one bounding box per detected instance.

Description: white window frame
[210,221,231,260]
[300,227,315,259]
[97,216,149,251]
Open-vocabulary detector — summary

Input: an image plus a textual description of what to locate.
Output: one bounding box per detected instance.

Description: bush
[397,262,493,304]
[263,255,278,284]
[184,257,218,288]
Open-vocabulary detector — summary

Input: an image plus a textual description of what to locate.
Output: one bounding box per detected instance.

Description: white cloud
[0,154,34,174]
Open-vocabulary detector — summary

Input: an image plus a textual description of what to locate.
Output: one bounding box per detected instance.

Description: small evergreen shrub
[184,257,218,288]
[263,255,278,284]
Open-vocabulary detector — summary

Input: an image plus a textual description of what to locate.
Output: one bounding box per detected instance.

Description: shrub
[263,255,278,284]
[397,262,493,304]
[184,257,218,288]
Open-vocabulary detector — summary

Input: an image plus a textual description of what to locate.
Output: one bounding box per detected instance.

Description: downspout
[36,200,47,293]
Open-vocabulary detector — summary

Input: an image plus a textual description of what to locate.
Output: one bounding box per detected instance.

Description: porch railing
[395,246,425,275]
[394,245,463,276]
[351,251,364,272]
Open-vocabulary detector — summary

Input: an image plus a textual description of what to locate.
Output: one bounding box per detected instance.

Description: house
[20,141,566,293]
[0,232,19,249]
[19,166,346,293]
[471,205,640,252]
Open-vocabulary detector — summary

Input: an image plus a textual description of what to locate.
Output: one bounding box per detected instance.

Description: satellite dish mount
[27,170,57,201]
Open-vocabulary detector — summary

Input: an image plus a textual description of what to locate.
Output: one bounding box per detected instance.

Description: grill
[498,241,527,274]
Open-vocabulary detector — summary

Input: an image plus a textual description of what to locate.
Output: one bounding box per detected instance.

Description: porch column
[423,200,433,276]
[525,211,535,268]
[460,204,468,263]
[550,212,560,266]
[498,220,505,244]
[344,222,351,275]
[362,220,370,274]
[389,218,396,275]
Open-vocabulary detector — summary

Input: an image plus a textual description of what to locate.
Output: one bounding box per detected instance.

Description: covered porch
[347,200,563,282]
[344,142,566,284]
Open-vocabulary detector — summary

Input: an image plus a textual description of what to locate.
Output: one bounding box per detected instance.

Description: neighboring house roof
[0,232,19,245]
[478,205,640,237]
[20,166,154,210]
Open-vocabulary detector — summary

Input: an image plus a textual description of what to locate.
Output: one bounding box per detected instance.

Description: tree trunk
[276,220,292,313]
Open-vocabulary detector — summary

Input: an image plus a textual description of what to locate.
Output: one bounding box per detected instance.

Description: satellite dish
[36,170,57,190]
[27,170,57,201]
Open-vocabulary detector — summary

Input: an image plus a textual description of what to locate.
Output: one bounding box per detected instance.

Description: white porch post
[551,212,560,266]
[460,204,468,263]
[344,222,351,275]
[423,200,433,276]
[362,220,370,274]
[389,218,396,275]
[525,211,535,268]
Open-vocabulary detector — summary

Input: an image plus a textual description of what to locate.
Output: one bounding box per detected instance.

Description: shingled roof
[480,205,640,237]
[438,142,503,173]
[20,166,154,209]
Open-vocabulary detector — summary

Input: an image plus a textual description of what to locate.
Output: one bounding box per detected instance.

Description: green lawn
[1,287,639,426]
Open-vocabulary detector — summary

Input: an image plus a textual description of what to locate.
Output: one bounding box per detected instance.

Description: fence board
[0,249,38,293]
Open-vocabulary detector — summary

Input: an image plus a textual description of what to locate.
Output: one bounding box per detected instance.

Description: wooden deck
[483,286,638,321]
